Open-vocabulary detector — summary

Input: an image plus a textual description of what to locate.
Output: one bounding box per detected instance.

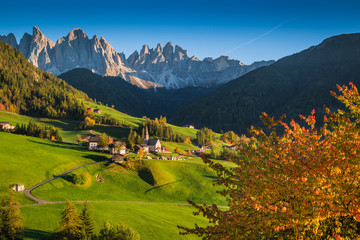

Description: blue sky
[1,0,360,64]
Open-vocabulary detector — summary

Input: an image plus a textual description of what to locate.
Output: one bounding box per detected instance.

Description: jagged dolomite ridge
[0,27,274,89]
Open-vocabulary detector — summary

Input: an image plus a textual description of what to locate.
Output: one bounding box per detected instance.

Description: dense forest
[0,42,89,119]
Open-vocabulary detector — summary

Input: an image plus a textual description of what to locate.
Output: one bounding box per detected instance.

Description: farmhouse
[183,124,194,129]
[109,142,126,155]
[0,122,15,130]
[89,135,101,150]
[12,184,25,192]
[94,109,102,114]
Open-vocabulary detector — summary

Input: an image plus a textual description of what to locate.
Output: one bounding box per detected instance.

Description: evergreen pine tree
[79,202,95,240]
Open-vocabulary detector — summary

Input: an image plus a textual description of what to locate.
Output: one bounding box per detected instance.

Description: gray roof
[148,139,160,146]
[89,136,100,142]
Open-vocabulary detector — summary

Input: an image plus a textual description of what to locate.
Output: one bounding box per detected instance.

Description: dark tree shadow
[202,175,219,180]
[145,180,183,194]
[60,173,75,183]
[23,228,52,240]
[138,170,155,186]
[27,139,108,162]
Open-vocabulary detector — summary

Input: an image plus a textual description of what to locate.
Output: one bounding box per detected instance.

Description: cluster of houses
[81,126,164,162]
[0,122,15,130]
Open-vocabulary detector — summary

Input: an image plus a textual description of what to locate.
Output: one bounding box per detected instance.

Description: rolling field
[0,132,108,198]
[0,131,228,239]
[0,111,130,143]
[21,203,208,240]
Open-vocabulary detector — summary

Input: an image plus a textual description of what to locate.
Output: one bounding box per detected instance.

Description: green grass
[85,101,146,128]
[0,111,130,143]
[0,131,108,199]
[161,141,199,153]
[32,159,226,205]
[21,203,208,240]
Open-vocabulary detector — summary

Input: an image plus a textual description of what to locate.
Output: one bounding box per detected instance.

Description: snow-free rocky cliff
[0,26,274,89]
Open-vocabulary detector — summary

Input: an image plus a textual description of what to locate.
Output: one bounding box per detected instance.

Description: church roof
[148,139,160,146]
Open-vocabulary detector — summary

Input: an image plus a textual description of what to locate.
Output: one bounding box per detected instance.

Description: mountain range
[0,26,274,89]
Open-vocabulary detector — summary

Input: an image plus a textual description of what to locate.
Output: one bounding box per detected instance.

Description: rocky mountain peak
[155,43,163,53]
[67,28,87,41]
[140,44,150,55]
[0,33,18,49]
[0,27,274,89]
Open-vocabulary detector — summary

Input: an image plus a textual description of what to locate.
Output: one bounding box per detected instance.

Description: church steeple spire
[145,125,149,144]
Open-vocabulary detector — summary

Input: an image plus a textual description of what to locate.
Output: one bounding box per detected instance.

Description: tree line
[14,120,62,142]
[0,192,140,240]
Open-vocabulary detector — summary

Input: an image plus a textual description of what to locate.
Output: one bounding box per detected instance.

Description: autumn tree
[179,83,360,239]
[0,191,23,240]
[80,116,95,129]
[138,147,144,159]
[56,200,81,239]
[174,147,181,154]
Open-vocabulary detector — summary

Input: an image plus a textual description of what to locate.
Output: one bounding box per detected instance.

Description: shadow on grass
[145,180,183,194]
[60,173,75,183]
[23,228,52,240]
[138,170,155,186]
[26,139,108,162]
[202,175,219,180]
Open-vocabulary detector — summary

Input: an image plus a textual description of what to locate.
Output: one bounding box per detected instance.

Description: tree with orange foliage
[179,83,360,240]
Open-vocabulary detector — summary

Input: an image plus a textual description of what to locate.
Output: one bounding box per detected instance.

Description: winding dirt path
[20,160,229,209]
[22,161,107,204]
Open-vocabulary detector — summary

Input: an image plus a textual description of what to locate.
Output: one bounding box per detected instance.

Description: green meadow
[0,131,229,239]
[21,203,208,240]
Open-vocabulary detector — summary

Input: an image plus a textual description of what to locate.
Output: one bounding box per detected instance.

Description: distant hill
[59,68,215,117]
[168,33,360,133]
[0,41,88,119]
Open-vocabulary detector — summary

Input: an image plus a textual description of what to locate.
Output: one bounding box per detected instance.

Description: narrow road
[21,160,229,209]
[22,161,107,204]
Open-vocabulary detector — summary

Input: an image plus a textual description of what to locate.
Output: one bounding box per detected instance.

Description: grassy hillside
[169,33,360,134]
[31,159,226,205]
[0,132,107,201]
[21,203,208,240]
[0,129,228,239]
[0,111,130,143]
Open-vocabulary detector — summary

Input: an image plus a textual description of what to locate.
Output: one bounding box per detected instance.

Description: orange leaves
[181,82,360,239]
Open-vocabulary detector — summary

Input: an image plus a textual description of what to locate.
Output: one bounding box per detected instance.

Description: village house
[12,184,25,192]
[224,145,238,151]
[0,122,15,130]
[89,135,101,150]
[109,141,126,155]
[135,144,149,153]
[183,124,195,129]
[94,109,102,114]
[135,126,162,154]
